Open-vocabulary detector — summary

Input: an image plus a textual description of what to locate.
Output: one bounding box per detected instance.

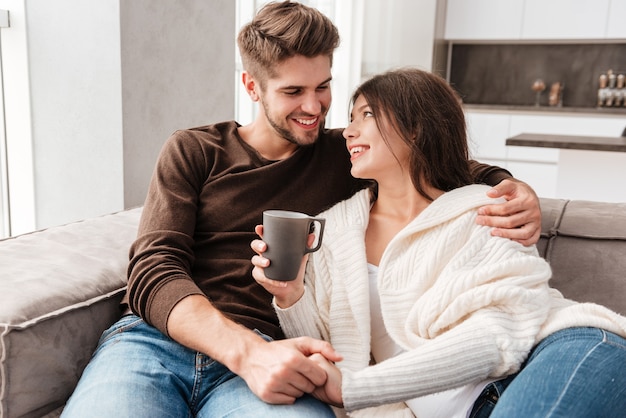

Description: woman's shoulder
[431,184,503,213]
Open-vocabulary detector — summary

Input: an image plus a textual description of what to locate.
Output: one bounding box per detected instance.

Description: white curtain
[0,9,12,237]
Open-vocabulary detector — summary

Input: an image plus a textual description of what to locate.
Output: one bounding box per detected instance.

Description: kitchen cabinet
[445,0,621,41]
[521,0,610,40]
[507,133,626,202]
[466,112,510,160]
[448,0,626,200]
[556,149,626,202]
[445,0,524,40]
[506,160,559,199]
[465,109,626,199]
[507,113,624,160]
[465,110,560,198]
[607,0,626,39]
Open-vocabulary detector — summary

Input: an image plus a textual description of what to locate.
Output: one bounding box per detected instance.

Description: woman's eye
[364,111,374,118]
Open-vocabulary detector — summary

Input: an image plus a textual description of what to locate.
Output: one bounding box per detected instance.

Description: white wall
[361,0,439,78]
[121,1,236,209]
[27,0,124,230]
[0,0,235,235]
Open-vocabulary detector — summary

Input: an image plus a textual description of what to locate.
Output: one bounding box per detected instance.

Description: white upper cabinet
[465,112,511,160]
[607,0,626,39]
[445,0,622,40]
[444,0,524,40]
[521,0,611,39]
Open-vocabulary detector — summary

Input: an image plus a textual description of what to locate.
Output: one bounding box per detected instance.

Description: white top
[368,263,492,418]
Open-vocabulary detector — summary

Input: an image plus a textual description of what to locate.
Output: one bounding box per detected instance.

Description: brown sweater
[124,120,511,340]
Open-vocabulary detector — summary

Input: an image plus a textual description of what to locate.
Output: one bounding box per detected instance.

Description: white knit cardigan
[275,185,626,417]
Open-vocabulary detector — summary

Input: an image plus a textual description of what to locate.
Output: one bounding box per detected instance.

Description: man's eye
[282,87,302,96]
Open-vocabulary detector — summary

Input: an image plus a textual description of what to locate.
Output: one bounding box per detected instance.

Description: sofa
[1,198,626,418]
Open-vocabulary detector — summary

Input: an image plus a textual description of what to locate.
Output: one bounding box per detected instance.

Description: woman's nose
[343,122,357,140]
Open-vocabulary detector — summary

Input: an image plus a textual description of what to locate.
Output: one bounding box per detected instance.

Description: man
[63,2,541,417]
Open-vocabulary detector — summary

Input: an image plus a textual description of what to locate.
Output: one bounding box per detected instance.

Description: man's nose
[301,92,322,115]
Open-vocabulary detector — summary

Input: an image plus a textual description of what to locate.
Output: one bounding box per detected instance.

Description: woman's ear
[242,71,260,102]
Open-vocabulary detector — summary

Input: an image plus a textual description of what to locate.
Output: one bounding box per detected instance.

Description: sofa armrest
[0,208,141,418]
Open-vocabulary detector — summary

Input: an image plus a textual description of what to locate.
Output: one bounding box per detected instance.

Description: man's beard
[261,99,326,146]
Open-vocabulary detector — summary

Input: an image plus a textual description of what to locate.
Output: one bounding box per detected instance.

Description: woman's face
[343,95,410,182]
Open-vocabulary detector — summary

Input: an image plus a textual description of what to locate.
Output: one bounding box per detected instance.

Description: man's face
[256,55,332,146]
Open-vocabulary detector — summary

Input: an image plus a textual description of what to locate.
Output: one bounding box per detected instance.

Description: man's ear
[242,71,260,102]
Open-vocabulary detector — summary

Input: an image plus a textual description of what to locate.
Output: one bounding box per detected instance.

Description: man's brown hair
[237,1,340,88]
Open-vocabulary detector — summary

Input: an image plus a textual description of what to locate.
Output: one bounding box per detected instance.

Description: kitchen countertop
[465,104,626,116]
[506,133,626,153]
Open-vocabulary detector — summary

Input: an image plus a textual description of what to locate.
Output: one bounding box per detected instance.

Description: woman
[251,68,626,417]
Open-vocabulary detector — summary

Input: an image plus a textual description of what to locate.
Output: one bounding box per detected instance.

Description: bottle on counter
[531,79,546,107]
[548,81,563,107]
[616,74,625,107]
[606,70,617,107]
[597,70,625,108]
[598,73,608,107]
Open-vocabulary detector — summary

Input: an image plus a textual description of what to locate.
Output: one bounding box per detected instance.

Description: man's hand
[236,336,343,405]
[309,353,344,408]
[476,178,541,246]
[167,295,341,406]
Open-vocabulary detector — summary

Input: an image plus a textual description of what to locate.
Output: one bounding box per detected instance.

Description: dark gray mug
[262,210,326,281]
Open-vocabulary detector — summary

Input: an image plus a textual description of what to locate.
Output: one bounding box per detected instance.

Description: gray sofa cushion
[538,198,626,316]
[0,208,141,418]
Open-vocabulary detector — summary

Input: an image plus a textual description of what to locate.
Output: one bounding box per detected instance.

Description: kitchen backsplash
[447,43,626,110]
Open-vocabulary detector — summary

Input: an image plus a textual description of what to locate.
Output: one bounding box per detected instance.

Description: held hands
[308,353,344,407]
[237,336,343,405]
[251,225,307,308]
[476,178,541,246]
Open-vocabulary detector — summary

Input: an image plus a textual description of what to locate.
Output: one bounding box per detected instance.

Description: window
[0,9,10,238]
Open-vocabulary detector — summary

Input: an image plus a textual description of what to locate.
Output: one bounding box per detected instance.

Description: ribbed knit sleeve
[274,287,327,341]
[342,325,501,411]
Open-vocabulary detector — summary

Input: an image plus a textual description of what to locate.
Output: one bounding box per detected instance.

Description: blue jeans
[62,315,335,417]
[470,327,626,418]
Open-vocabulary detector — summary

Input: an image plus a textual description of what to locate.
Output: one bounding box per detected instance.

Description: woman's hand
[476,178,542,246]
[308,353,344,408]
[251,225,306,308]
